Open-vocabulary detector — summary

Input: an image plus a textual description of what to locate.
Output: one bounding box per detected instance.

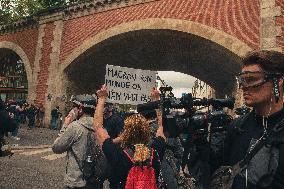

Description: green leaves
[39,0,65,9]
[14,0,44,18]
[0,0,43,24]
[0,0,14,24]
[0,0,84,25]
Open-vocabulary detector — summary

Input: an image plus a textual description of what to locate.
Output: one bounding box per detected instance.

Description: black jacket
[224,109,284,189]
[27,107,37,119]
[0,109,17,156]
[0,109,17,134]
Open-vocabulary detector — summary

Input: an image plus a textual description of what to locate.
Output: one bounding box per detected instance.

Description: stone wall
[260,0,282,51]
[276,0,284,52]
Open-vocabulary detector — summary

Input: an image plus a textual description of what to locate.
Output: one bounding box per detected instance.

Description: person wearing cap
[52,95,104,189]
[213,50,284,188]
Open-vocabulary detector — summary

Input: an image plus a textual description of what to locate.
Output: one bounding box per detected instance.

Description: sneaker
[11,136,20,141]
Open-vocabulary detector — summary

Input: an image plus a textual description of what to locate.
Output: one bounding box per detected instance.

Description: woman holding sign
[93,85,166,189]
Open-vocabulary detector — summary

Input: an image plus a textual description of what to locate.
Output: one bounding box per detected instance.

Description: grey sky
[157,71,197,97]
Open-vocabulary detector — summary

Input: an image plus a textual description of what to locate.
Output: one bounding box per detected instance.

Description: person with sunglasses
[217,50,284,189]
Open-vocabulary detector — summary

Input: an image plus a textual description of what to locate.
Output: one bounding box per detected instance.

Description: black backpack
[72,122,111,181]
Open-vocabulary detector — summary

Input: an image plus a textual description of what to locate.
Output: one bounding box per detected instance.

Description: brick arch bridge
[0,0,283,122]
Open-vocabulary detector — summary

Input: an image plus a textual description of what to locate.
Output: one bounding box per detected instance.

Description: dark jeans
[11,122,19,137]
[20,114,26,124]
[28,118,35,129]
[50,117,58,130]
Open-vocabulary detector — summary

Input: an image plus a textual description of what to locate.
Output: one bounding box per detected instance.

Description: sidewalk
[5,124,59,150]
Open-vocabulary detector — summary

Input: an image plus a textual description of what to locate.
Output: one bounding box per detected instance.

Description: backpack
[124,148,158,189]
[72,122,111,182]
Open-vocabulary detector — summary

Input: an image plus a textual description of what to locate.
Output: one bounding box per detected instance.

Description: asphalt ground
[5,125,59,148]
[0,125,65,189]
[1,124,111,189]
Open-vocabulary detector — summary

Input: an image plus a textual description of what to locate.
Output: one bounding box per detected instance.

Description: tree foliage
[0,0,44,24]
[0,0,15,24]
[0,0,86,25]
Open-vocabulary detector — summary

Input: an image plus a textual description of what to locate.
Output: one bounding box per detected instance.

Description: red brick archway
[60,18,252,72]
[57,18,252,104]
[0,0,283,122]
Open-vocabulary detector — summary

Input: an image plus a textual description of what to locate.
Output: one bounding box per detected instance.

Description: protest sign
[105,65,157,105]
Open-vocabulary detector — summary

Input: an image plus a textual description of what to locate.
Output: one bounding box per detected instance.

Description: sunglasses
[236,71,283,88]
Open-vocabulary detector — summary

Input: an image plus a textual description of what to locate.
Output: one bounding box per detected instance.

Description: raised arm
[52,115,76,154]
[93,85,110,147]
[150,88,166,140]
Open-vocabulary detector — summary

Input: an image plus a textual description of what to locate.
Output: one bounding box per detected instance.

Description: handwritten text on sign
[105,65,156,105]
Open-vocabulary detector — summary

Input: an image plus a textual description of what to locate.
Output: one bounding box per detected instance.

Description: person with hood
[52,95,104,189]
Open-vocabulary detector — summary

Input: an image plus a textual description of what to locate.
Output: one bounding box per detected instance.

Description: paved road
[0,126,65,189]
[1,125,110,189]
[0,147,65,189]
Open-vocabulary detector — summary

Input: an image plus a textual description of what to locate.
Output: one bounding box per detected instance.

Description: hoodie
[52,116,94,188]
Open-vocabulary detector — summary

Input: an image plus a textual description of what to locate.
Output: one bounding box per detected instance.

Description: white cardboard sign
[105,65,157,105]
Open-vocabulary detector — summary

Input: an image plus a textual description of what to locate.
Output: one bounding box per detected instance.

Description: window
[0,49,28,101]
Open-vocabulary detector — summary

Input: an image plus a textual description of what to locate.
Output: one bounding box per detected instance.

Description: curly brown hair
[120,114,152,162]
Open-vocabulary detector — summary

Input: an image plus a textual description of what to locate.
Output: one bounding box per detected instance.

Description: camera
[137,86,235,138]
[234,106,250,116]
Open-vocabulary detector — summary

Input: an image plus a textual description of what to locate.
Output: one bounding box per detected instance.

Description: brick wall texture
[60,0,261,63]
[0,28,38,68]
[34,23,56,105]
[2,0,284,106]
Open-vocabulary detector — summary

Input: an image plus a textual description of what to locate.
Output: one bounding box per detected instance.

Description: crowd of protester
[2,49,284,189]
[51,50,284,189]
[0,99,48,140]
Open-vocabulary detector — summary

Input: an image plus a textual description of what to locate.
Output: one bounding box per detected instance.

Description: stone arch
[61,18,253,72]
[0,41,33,102]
